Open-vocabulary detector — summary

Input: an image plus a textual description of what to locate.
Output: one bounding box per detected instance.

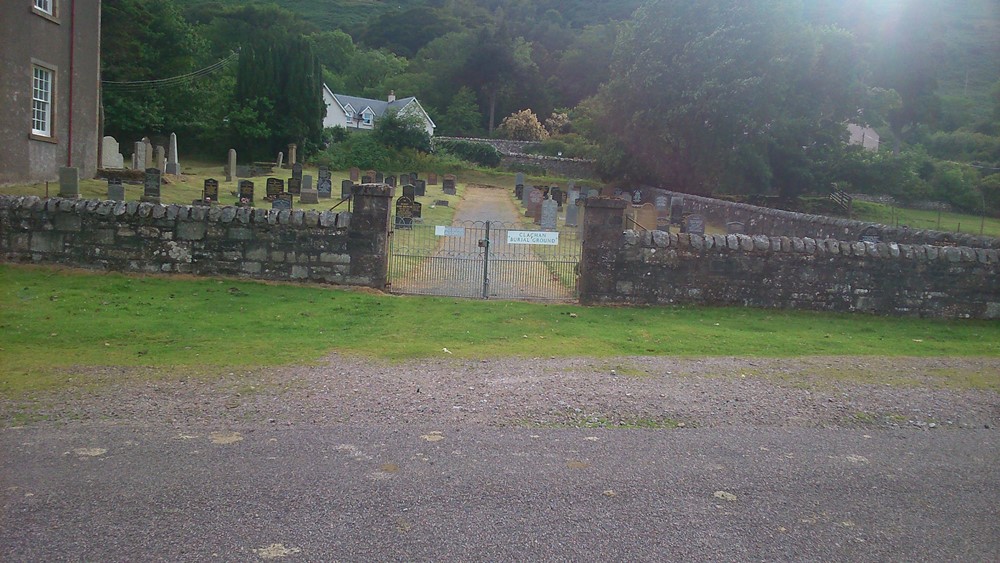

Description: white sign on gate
[435,226,466,237]
[507,231,560,245]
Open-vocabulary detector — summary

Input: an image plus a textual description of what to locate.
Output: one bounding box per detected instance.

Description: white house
[323,85,436,138]
[847,123,880,152]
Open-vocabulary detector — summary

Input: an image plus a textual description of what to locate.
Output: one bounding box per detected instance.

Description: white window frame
[362,111,373,126]
[34,0,53,15]
[32,64,54,137]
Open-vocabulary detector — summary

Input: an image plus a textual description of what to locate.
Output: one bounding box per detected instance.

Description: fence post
[349,183,394,288]
[579,197,628,304]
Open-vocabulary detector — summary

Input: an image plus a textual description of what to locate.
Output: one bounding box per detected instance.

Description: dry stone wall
[0,195,387,287]
[581,228,1000,319]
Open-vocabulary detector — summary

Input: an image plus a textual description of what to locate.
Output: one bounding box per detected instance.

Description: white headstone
[227,149,237,182]
[541,199,558,230]
[101,136,125,168]
[165,132,181,175]
[133,141,146,170]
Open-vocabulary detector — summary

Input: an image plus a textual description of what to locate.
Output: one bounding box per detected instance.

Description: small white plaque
[435,226,466,237]
[507,231,559,245]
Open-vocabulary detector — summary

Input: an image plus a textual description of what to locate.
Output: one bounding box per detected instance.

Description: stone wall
[579,198,1000,319]
[651,189,1000,250]
[0,187,393,287]
[434,136,597,179]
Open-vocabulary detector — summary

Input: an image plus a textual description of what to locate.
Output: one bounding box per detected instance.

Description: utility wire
[102,51,238,91]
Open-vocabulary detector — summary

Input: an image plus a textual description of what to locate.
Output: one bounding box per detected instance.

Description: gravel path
[4,355,997,431]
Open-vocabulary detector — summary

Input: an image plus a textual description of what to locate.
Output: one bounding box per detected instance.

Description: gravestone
[272,193,293,210]
[292,163,303,182]
[299,189,319,204]
[858,226,882,243]
[527,188,543,221]
[101,136,125,168]
[203,178,219,203]
[409,172,418,185]
[434,200,449,207]
[287,177,302,195]
[362,172,374,184]
[107,178,124,201]
[143,138,153,170]
[402,184,416,200]
[565,194,579,227]
[670,196,685,225]
[541,199,558,230]
[726,221,746,234]
[266,178,284,201]
[415,179,426,197]
[428,172,438,185]
[395,196,415,229]
[515,172,525,186]
[386,175,396,187]
[411,200,423,220]
[303,174,313,192]
[227,149,237,182]
[442,174,457,195]
[515,184,524,200]
[587,188,600,199]
[166,132,181,175]
[142,168,161,203]
[341,180,354,199]
[684,213,705,235]
[632,190,642,204]
[375,171,384,184]
[133,141,146,170]
[655,194,670,228]
[551,187,563,210]
[317,167,332,198]
[56,166,79,199]
[634,203,657,231]
[521,184,533,206]
[235,165,253,178]
[288,143,297,166]
[238,180,254,205]
[350,167,360,182]
[276,152,284,169]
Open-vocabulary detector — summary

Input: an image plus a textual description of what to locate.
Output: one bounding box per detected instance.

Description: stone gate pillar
[579,197,628,304]
[348,183,393,288]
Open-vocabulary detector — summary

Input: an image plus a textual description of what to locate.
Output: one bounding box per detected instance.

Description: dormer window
[362,111,373,126]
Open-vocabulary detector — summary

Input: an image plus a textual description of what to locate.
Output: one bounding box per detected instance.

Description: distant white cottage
[323,86,436,138]
[847,123,880,152]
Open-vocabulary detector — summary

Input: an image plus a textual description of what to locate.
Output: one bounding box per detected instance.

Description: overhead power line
[101,51,239,91]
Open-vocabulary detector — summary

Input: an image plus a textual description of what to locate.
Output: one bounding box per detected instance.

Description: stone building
[0,1,102,184]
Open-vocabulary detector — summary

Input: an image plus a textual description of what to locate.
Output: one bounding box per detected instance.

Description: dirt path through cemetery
[392,185,576,300]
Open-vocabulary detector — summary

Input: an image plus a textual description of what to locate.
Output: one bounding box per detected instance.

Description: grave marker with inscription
[402,184,416,200]
[541,199,558,230]
[272,193,293,210]
[203,178,219,203]
[341,180,354,199]
[238,180,254,204]
[395,196,415,229]
[684,213,705,235]
[670,196,685,225]
[317,167,332,198]
[287,177,302,195]
[415,179,426,197]
[266,178,284,201]
[107,178,124,201]
[442,174,457,195]
[142,168,161,203]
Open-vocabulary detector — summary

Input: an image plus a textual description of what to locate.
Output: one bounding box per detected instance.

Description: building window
[32,65,53,137]
[34,0,53,15]
[362,112,373,126]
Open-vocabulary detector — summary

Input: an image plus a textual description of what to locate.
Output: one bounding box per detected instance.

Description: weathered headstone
[287,177,302,195]
[684,213,705,235]
[858,226,882,243]
[266,178,284,201]
[166,132,180,175]
[428,172,438,185]
[527,188,543,220]
[142,168,161,203]
[288,143,297,166]
[442,174,457,195]
[670,196,685,225]
[385,175,396,187]
[143,138,153,170]
[272,193,293,210]
[133,141,146,170]
[317,167,332,198]
[101,136,125,168]
[107,177,124,201]
[299,189,319,204]
[411,200,422,220]
[55,166,79,199]
[203,178,219,203]
[409,172,418,185]
[515,172,525,186]
[395,196,415,229]
[238,179,254,205]
[275,152,283,170]
[415,179,426,197]
[341,179,354,199]
[522,184,533,206]
[655,194,670,228]
[235,165,253,178]
[634,203,657,231]
[362,172,374,184]
[565,194,579,227]
[350,167,360,182]
[375,171,384,184]
[227,149,237,182]
[303,174,313,192]
[541,199,558,230]
[726,221,746,234]
[434,200,449,207]
[402,184,416,200]
[292,162,303,181]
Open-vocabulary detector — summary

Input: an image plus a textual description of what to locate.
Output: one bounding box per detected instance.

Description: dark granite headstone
[434,200,449,207]
[272,193,293,210]
[238,180,254,204]
[292,162,303,181]
[411,200,422,219]
[409,172,418,185]
[375,172,384,184]
[142,168,161,203]
[362,173,374,184]
[415,179,426,197]
[341,180,354,199]
[386,175,396,187]
[670,196,685,225]
[684,214,705,235]
[442,174,457,195]
[203,178,219,203]
[266,177,284,201]
[107,178,125,201]
[395,196,415,229]
[858,226,882,243]
[287,177,302,195]
[317,167,332,198]
[402,184,416,200]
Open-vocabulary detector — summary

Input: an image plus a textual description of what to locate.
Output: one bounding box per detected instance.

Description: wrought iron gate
[388,220,580,300]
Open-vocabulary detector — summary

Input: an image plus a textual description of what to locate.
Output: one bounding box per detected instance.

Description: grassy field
[2,264,997,395]
[852,200,1000,238]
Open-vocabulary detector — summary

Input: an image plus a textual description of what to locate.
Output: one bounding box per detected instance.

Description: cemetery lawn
[852,200,1000,238]
[2,264,998,395]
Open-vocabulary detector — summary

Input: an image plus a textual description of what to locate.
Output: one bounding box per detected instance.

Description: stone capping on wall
[622,229,1000,265]
[0,195,350,230]
[657,189,1000,250]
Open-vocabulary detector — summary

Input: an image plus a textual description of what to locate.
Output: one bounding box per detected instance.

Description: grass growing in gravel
[2,264,999,393]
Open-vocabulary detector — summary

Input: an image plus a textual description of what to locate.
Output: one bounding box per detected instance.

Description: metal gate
[388,220,580,301]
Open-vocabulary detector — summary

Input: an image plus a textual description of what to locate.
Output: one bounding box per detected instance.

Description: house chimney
[388,90,396,103]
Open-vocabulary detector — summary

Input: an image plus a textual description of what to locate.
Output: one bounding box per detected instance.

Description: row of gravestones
[349,169,458,196]
[100,134,181,175]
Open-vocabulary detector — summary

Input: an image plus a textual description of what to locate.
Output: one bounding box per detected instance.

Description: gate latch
[478,239,488,248]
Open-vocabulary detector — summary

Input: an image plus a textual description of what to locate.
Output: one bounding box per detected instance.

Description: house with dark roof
[322,85,436,138]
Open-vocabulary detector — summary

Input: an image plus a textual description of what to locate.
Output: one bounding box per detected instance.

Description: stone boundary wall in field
[0,185,393,287]
[651,189,1000,250]
[579,198,1000,319]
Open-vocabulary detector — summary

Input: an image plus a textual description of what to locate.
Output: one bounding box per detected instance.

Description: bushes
[434,139,502,167]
